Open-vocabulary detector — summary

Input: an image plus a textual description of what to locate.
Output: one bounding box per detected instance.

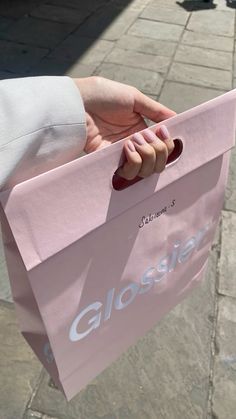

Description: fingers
[156,125,175,156]
[117,140,142,180]
[142,129,168,174]
[133,90,176,123]
[118,126,174,180]
[131,132,156,177]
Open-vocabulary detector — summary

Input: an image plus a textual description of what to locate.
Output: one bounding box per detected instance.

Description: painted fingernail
[143,129,157,143]
[159,125,170,141]
[132,133,146,145]
[127,139,136,152]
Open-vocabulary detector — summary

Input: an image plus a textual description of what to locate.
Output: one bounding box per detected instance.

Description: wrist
[73,76,98,102]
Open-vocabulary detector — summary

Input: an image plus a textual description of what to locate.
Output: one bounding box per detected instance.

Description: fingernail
[132,133,146,145]
[127,139,136,152]
[159,125,170,141]
[143,129,157,143]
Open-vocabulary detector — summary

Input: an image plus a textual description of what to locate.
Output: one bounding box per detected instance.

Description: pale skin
[74,77,176,180]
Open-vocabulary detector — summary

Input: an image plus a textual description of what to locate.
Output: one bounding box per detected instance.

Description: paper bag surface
[0,89,235,400]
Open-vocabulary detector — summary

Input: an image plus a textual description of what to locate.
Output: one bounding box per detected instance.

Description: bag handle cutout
[112,138,183,191]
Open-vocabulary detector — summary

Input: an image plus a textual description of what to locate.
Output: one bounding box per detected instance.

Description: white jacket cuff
[0,76,86,190]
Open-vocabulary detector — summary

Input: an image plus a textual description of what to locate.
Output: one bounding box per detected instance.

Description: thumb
[133,90,176,123]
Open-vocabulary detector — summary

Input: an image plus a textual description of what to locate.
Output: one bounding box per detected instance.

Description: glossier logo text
[69,222,211,343]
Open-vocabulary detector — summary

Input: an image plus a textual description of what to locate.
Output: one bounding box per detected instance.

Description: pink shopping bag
[0,89,235,400]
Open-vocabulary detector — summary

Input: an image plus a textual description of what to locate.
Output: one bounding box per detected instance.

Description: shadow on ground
[176,0,236,10]
[226,0,236,8]
[0,0,134,79]
[176,1,217,11]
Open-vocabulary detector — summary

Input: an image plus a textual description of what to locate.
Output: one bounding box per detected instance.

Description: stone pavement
[0,0,236,418]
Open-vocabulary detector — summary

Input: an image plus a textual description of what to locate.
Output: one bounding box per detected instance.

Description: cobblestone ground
[0,0,236,418]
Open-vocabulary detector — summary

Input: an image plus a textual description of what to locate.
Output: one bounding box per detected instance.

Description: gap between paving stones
[167,62,232,91]
[34,1,148,75]
[23,369,46,419]
[157,7,193,87]
[173,60,233,73]
[206,219,222,419]
[207,210,236,418]
[182,30,234,52]
[165,10,193,87]
[0,1,120,73]
[94,4,191,97]
[24,409,60,419]
[169,16,234,93]
[136,16,188,27]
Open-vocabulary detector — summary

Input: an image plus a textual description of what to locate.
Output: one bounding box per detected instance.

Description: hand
[74,76,176,180]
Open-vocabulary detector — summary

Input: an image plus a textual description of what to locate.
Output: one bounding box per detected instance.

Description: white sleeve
[0,76,86,191]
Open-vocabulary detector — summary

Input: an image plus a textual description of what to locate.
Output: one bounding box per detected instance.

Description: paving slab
[128,19,184,42]
[50,36,114,65]
[0,0,45,18]
[116,34,177,57]
[0,39,48,74]
[1,16,75,49]
[218,211,236,298]
[214,0,236,11]
[75,6,140,41]
[30,4,90,25]
[0,233,12,302]
[30,247,216,419]
[110,0,150,11]
[0,301,42,419]
[100,7,143,41]
[95,62,164,94]
[105,47,171,73]
[149,0,180,7]
[66,62,98,78]
[234,48,236,78]
[225,145,236,212]
[187,10,235,37]
[31,58,98,77]
[182,30,234,52]
[168,62,232,90]
[141,4,189,26]
[175,44,233,70]
[47,0,109,11]
[30,59,71,76]
[159,81,225,113]
[0,71,21,80]
[0,16,15,33]
[212,296,236,419]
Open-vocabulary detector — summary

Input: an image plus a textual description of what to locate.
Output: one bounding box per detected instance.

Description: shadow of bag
[0,90,235,400]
